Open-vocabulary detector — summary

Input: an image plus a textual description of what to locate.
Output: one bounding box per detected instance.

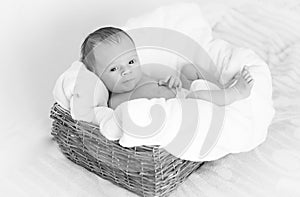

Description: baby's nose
[121,67,131,76]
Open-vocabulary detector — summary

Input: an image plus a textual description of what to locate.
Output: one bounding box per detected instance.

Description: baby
[81,27,254,109]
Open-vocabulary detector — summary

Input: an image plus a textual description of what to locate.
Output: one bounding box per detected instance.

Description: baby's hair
[80,26,134,72]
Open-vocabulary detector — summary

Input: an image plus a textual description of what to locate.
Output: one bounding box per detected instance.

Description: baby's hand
[231,66,254,99]
[158,75,182,89]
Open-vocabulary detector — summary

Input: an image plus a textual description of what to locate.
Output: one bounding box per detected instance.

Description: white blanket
[116,38,275,161]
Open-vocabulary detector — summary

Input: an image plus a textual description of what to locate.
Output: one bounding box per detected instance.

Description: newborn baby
[81,27,254,109]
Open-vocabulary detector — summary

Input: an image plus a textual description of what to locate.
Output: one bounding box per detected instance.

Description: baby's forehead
[95,44,136,63]
[93,42,136,70]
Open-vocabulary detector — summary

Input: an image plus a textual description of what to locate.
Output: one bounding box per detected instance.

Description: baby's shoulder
[108,92,131,109]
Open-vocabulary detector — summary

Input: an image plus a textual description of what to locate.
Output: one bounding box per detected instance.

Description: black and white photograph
[1,0,300,196]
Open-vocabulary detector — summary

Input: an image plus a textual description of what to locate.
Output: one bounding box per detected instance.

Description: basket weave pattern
[50,103,203,197]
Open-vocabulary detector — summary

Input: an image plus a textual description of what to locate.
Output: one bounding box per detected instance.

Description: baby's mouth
[123,78,135,83]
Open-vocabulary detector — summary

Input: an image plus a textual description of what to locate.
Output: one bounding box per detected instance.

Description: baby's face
[94,35,142,93]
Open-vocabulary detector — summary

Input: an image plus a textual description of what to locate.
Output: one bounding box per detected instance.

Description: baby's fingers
[168,76,175,88]
[178,79,182,89]
[174,79,182,90]
[158,76,170,86]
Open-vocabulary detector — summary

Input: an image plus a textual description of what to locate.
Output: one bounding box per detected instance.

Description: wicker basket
[50,103,203,197]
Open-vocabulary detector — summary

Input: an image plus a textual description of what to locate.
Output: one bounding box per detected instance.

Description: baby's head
[81,27,142,93]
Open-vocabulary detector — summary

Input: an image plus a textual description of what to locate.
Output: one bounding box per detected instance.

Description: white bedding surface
[1,1,300,197]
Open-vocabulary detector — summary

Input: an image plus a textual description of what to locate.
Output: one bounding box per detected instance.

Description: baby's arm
[186,67,254,106]
[158,75,182,89]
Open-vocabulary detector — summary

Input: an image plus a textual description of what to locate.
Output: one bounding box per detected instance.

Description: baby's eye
[129,59,136,65]
[110,67,118,72]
